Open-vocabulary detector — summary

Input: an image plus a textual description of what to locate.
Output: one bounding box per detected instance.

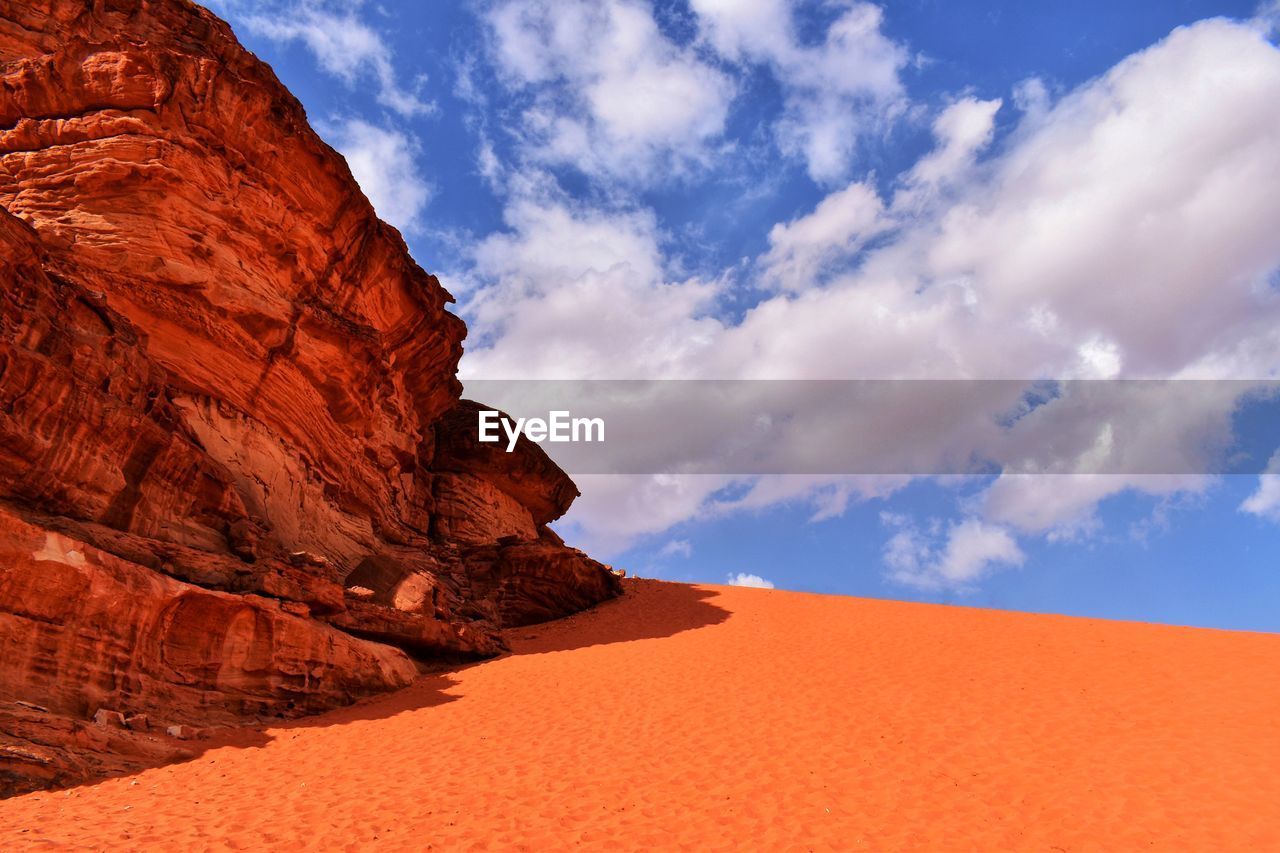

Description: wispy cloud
[1241,451,1280,521]
[761,180,888,291]
[462,17,1280,559]
[660,539,693,558]
[1254,0,1280,35]
[322,117,432,233]
[220,0,433,117]
[690,0,909,184]
[882,514,1024,592]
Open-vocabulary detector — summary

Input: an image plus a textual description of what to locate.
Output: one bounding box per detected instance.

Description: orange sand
[3,579,1278,850]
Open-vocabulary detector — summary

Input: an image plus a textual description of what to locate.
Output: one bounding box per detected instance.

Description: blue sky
[207,0,1280,630]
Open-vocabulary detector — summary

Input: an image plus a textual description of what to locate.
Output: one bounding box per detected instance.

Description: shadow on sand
[505,578,731,655]
[7,580,728,799]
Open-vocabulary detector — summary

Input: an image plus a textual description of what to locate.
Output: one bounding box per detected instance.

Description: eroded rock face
[0,0,620,795]
[0,509,417,724]
[433,400,582,527]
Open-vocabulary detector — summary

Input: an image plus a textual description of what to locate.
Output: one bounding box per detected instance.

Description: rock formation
[0,0,620,796]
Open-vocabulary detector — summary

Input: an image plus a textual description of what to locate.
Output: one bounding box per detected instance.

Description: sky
[205,0,1280,631]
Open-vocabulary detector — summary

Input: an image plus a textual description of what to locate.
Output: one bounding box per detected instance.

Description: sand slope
[3,579,1278,850]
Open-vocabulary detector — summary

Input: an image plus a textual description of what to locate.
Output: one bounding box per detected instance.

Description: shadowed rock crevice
[0,0,620,796]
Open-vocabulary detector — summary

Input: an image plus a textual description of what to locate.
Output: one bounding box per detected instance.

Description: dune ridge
[3,579,1277,849]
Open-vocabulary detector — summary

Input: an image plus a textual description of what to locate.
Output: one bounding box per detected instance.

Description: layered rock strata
[0,0,619,795]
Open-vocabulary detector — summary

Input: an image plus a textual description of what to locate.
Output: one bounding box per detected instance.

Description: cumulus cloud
[691,0,909,183]
[882,514,1024,591]
[545,474,738,556]
[726,572,776,589]
[704,20,1280,382]
[458,183,724,379]
[894,97,1003,209]
[323,118,431,233]
[461,17,1280,560]
[228,0,432,117]
[761,181,888,291]
[760,95,1001,290]
[483,0,735,182]
[1241,451,1280,521]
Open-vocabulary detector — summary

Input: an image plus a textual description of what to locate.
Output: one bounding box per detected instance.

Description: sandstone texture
[0,0,619,796]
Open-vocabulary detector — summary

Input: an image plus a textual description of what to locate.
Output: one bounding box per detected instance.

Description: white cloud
[726,572,775,589]
[1254,0,1280,36]
[894,96,1002,209]
[708,475,908,523]
[460,18,1280,561]
[704,19,1280,383]
[483,0,735,182]
[1241,451,1280,521]
[691,0,909,183]
[883,515,1024,591]
[1011,77,1051,117]
[233,1,432,117]
[761,181,888,291]
[659,539,693,558]
[458,184,724,379]
[760,96,1000,290]
[981,474,1214,537]
[323,118,431,233]
[552,474,739,556]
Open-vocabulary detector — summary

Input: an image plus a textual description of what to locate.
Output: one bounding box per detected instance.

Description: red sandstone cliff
[0,0,619,795]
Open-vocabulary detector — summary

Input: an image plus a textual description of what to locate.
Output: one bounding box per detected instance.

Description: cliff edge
[0,0,619,796]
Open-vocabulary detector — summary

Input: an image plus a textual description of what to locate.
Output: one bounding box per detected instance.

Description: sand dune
[3,579,1278,850]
